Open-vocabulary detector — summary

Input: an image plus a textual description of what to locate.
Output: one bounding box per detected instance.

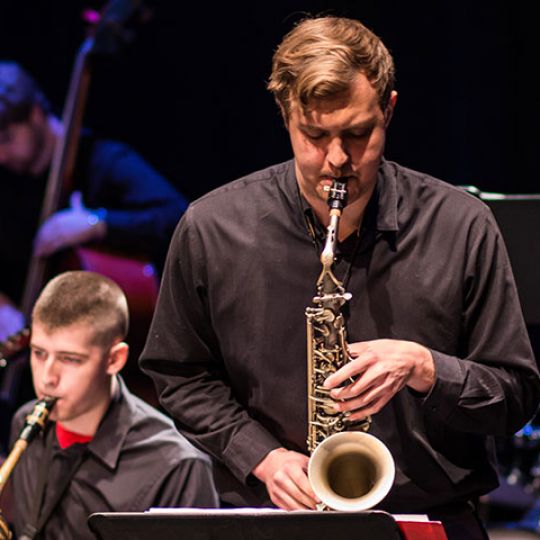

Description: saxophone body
[0,396,57,540]
[306,179,395,512]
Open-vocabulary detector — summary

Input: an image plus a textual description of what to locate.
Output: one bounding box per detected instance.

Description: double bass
[1,0,159,408]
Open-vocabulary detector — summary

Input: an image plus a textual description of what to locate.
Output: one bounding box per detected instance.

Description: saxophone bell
[309,431,395,511]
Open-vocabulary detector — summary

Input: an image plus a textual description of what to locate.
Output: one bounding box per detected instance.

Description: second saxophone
[0,396,57,540]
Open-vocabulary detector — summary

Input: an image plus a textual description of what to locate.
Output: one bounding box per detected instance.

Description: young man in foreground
[8,271,218,539]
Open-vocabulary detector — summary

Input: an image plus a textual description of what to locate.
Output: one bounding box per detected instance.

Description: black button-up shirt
[141,158,540,512]
[9,377,219,539]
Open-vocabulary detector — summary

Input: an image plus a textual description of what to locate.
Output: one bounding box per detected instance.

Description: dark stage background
[2,3,540,528]
[1,1,538,201]
[2,0,540,350]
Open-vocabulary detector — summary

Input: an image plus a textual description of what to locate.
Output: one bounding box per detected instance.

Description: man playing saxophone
[140,15,540,540]
[3,271,218,540]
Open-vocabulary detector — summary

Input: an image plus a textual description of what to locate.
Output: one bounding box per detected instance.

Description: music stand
[88,509,403,540]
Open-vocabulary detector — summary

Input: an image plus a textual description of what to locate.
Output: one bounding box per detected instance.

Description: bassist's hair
[0,61,51,131]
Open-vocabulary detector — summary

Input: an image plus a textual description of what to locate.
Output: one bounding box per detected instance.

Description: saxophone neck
[320,178,348,268]
[320,209,341,269]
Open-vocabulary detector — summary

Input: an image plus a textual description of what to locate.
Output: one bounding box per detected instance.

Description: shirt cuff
[221,421,282,484]
[421,349,465,422]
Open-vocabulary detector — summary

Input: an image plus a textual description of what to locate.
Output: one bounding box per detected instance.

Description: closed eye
[30,347,47,361]
[59,355,84,365]
[302,129,327,141]
[345,128,372,139]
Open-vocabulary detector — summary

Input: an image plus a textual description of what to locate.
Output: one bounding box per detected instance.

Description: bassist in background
[0,61,188,341]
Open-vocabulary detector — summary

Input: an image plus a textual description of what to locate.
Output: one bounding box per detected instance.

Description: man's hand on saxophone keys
[252,447,320,510]
[323,339,436,421]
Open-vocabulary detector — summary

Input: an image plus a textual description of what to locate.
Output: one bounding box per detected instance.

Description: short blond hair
[32,271,129,348]
[267,16,395,120]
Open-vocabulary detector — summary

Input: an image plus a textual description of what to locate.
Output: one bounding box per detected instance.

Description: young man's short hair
[32,271,129,349]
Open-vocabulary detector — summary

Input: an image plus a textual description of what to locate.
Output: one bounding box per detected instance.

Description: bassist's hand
[34,191,107,256]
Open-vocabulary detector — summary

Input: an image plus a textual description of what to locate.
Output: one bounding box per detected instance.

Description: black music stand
[88,509,404,540]
[460,188,540,361]
[481,194,540,327]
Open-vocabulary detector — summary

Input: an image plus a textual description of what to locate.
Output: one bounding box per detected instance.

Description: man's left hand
[34,191,107,257]
[323,339,435,421]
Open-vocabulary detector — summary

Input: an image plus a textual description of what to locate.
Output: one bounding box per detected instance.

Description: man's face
[287,73,397,209]
[30,322,113,427]
[0,107,47,175]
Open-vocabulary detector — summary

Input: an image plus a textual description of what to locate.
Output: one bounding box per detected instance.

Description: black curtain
[1,1,538,199]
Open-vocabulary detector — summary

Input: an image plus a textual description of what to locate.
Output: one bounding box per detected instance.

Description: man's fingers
[273,480,317,510]
[342,394,392,421]
[276,464,318,508]
[274,481,317,510]
[291,466,319,506]
[324,356,369,389]
[267,456,319,510]
[272,488,313,511]
[69,190,84,210]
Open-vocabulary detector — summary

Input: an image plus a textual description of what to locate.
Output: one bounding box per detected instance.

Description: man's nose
[327,138,349,170]
[41,358,59,387]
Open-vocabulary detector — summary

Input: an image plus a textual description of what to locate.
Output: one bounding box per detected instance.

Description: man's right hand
[252,447,320,510]
[34,191,107,257]
[0,294,25,342]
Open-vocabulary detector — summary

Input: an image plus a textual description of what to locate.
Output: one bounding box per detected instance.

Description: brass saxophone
[306,178,395,512]
[0,397,57,540]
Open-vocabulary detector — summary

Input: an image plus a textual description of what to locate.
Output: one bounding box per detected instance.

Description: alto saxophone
[0,397,57,540]
[306,178,395,512]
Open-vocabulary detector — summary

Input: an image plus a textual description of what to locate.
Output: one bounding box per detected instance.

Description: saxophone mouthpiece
[42,395,58,409]
[18,396,58,444]
[327,179,349,211]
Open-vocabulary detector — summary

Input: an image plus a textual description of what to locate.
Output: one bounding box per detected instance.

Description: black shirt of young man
[140,159,540,513]
[0,131,188,306]
[9,377,219,540]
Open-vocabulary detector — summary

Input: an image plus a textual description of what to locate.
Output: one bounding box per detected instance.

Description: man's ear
[29,103,46,125]
[384,90,398,128]
[106,341,129,375]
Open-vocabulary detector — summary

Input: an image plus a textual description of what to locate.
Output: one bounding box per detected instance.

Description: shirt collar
[86,376,133,471]
[373,158,398,233]
[295,158,399,237]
